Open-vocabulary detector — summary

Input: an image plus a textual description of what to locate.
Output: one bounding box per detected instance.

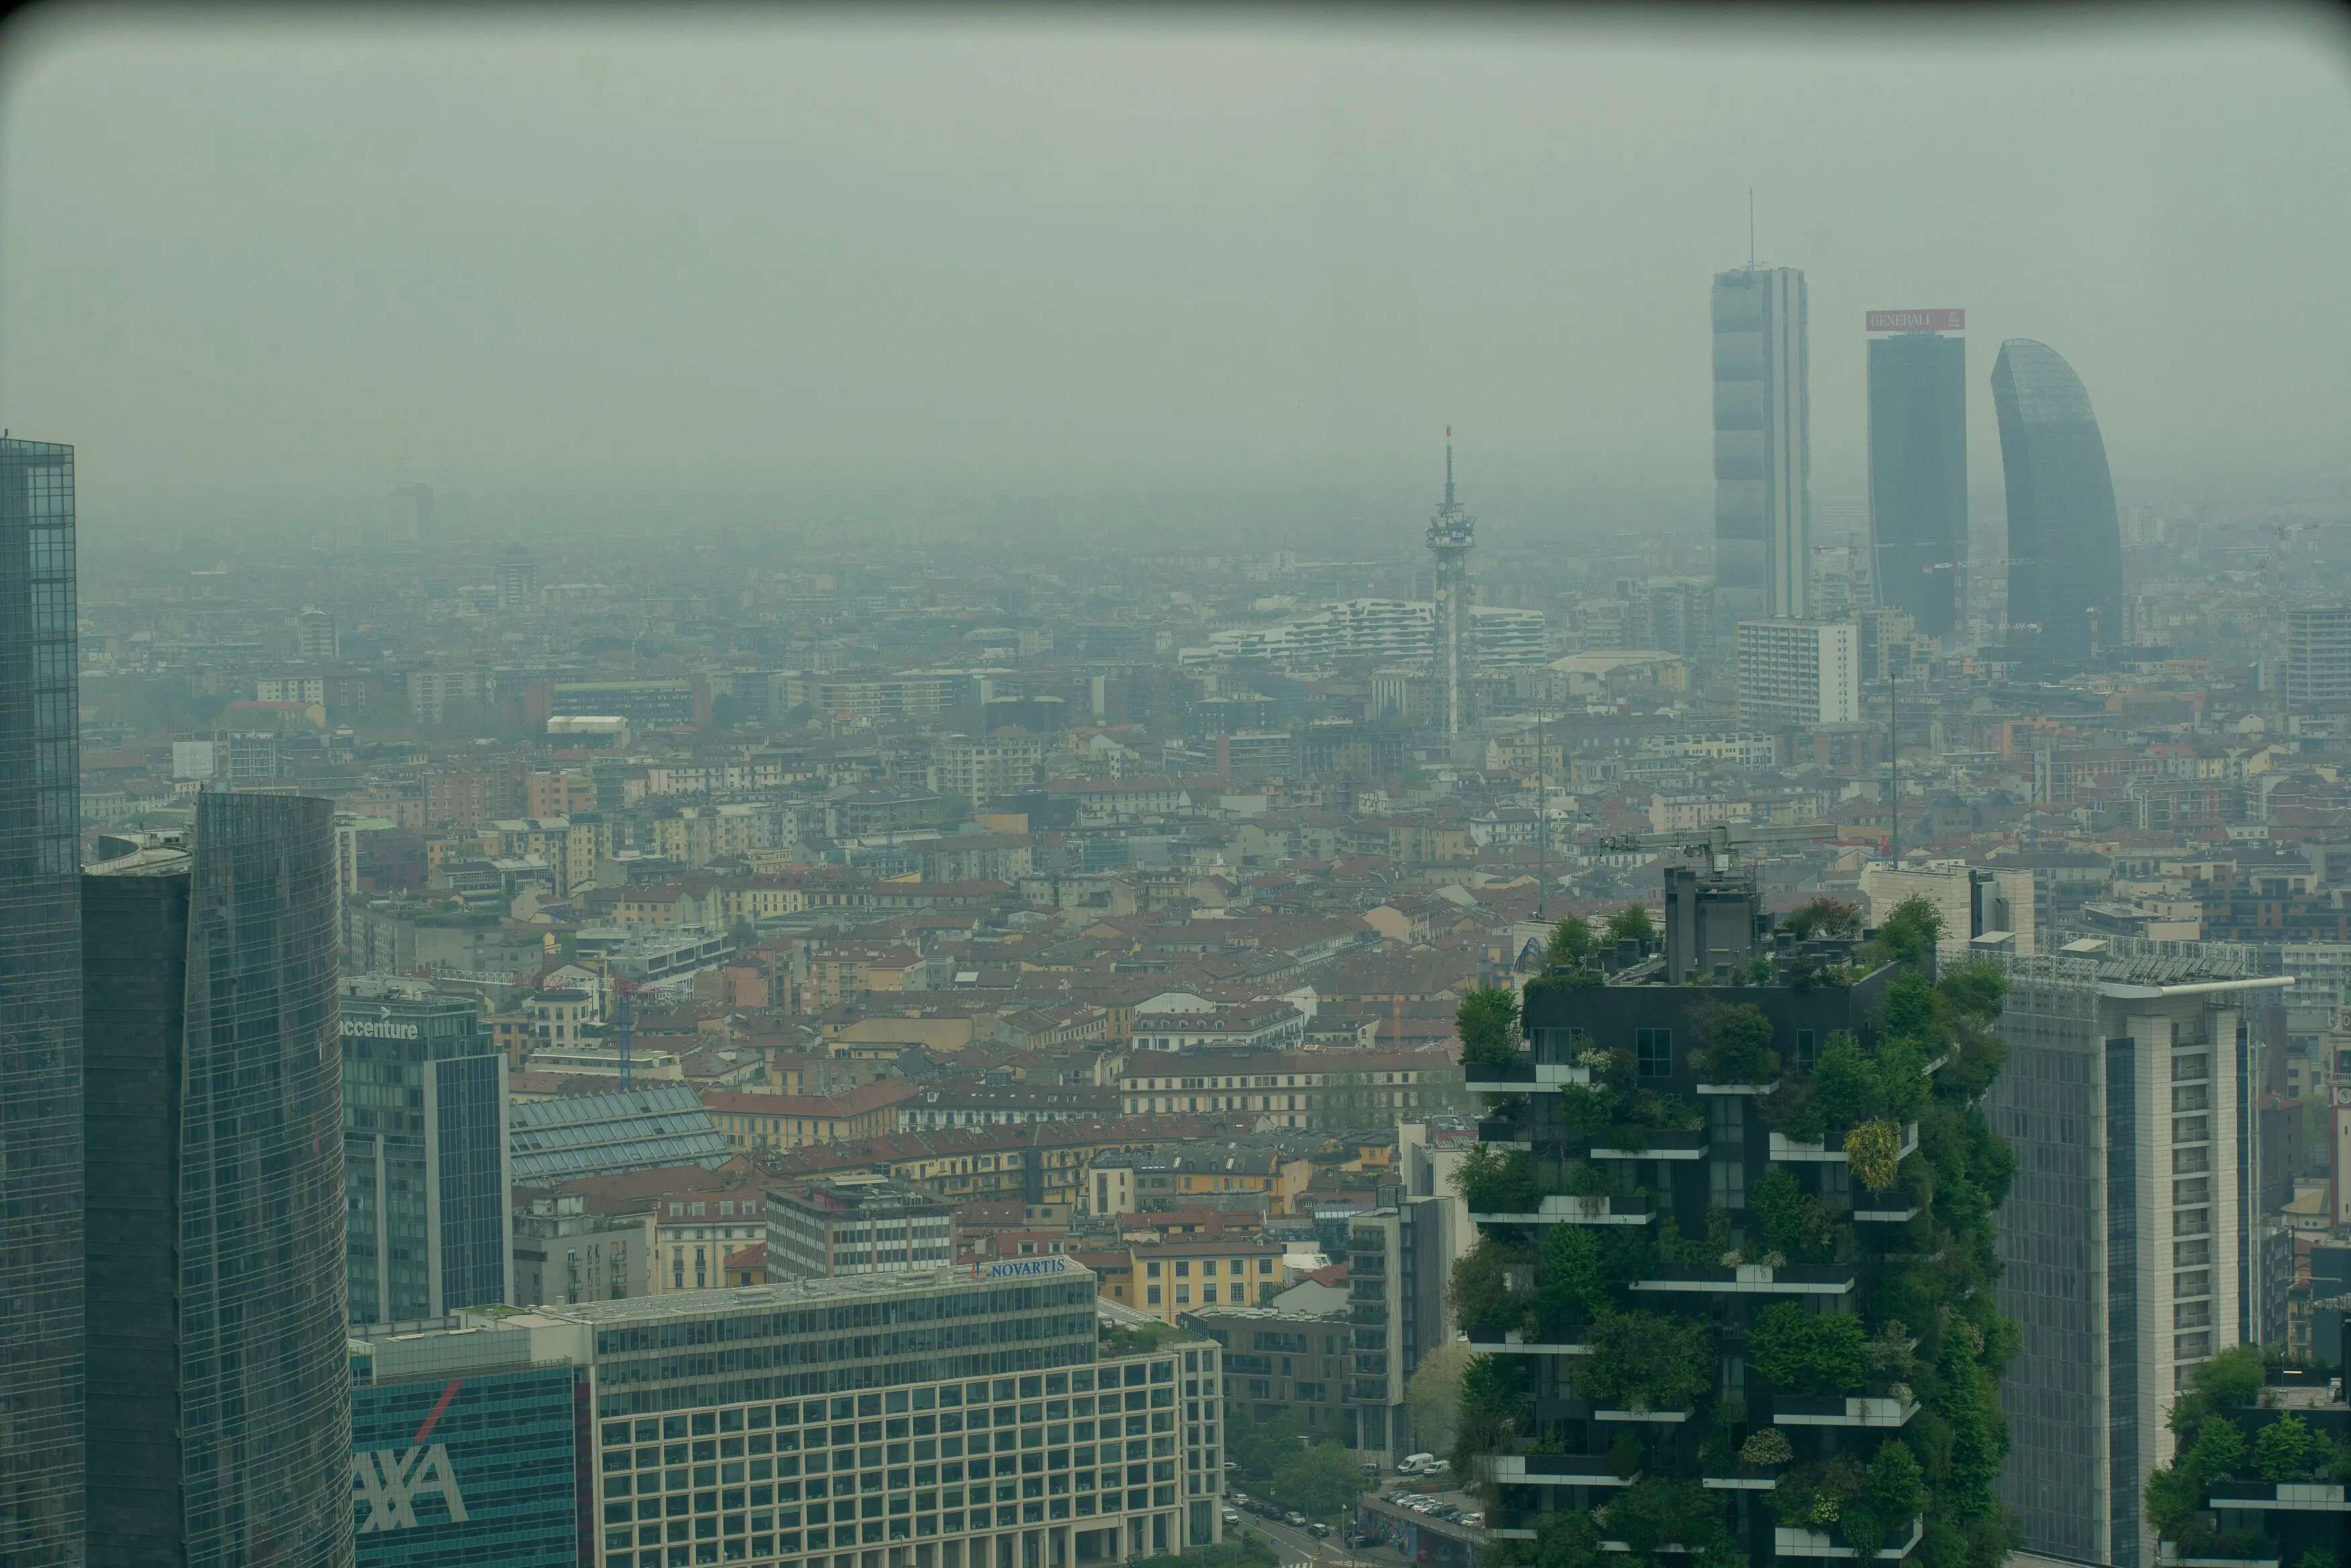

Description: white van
[1399,1452,1437,1475]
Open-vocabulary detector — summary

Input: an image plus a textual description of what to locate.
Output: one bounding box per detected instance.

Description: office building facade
[1993,338,2124,663]
[1345,1188,1467,1465]
[766,1176,955,1279]
[1987,939,2290,1568]
[1867,323,1968,638]
[1733,617,1859,729]
[476,1256,1225,1568]
[351,1324,585,1568]
[0,435,83,1563]
[82,792,353,1568]
[1713,267,1812,629]
[344,980,514,1325]
[2285,606,2351,709]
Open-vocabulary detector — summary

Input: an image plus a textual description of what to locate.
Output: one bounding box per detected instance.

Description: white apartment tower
[1733,617,1858,729]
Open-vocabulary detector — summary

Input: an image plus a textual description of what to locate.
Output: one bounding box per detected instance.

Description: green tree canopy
[1748,1302,1871,1395]
[1272,1441,1366,1520]
[1604,904,1657,948]
[1407,1341,1472,1457]
[1456,986,1523,1070]
[1547,916,1597,966]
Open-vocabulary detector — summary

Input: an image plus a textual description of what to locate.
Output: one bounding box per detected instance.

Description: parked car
[1309,1523,1333,1539]
[1286,1512,1308,1528]
[1460,1513,1486,1528]
[1223,1511,1241,1527]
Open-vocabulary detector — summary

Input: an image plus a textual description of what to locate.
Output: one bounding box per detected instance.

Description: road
[1229,1511,1366,1568]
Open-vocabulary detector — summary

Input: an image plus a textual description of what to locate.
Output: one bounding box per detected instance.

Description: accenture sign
[342,1017,421,1041]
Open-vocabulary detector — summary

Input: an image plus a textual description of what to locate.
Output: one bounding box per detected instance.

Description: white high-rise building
[1988,939,2291,1568]
[1733,618,1857,728]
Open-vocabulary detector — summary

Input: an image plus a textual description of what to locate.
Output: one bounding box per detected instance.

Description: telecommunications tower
[1427,427,1476,737]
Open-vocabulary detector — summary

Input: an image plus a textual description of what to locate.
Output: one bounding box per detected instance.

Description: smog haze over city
[13,11,2351,1568]
[3,9,2349,546]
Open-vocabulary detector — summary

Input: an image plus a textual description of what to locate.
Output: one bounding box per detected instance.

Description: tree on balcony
[1690,1001,1781,1083]
[1602,1478,1741,1568]
[1782,898,1863,942]
[1460,986,1525,1072]
[1748,1303,1870,1397]
[1547,916,1597,968]
[1453,1144,1549,1213]
[1579,1310,1713,1414]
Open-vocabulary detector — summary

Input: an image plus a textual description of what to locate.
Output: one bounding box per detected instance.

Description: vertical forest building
[1456,864,2019,1568]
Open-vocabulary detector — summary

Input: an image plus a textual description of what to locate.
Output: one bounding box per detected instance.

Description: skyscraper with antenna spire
[1426,427,1476,738]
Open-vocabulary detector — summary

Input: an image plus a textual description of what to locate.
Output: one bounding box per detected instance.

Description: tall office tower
[1344,1184,1466,1465]
[1992,338,2124,663]
[1986,938,2289,1568]
[496,543,540,612]
[1865,310,1969,638]
[1733,616,1860,729]
[342,980,513,1326]
[1425,428,1475,738]
[81,792,352,1568]
[296,604,339,661]
[0,436,84,1565]
[2285,606,2351,708]
[1712,267,1812,631]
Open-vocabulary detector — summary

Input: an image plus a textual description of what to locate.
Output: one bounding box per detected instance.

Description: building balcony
[1769,1123,1919,1166]
[1774,1519,1924,1560]
[1632,1262,1857,1297]
[1852,1191,1920,1224]
[2206,1480,2351,1512]
[1466,1194,1654,1228]
[1773,1393,1920,1428]
[1482,1454,1636,1488]
[1593,1405,1693,1424]
[1700,1465,1787,1492]
[2158,1547,2281,1568]
[1462,1330,1590,1356]
[1589,1128,1709,1161]
[1695,1080,1780,1096]
[1466,1060,1596,1096]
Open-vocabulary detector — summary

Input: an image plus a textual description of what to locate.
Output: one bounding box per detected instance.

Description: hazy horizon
[5,7,2350,548]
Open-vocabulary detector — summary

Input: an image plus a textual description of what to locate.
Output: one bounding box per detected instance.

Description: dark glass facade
[83,792,353,1568]
[1867,331,1967,637]
[1712,267,1810,630]
[0,436,83,1565]
[351,1357,580,1568]
[1993,336,2123,663]
[343,984,511,1325]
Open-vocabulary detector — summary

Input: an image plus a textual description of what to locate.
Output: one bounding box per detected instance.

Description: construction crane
[1593,821,1838,874]
[592,956,646,1091]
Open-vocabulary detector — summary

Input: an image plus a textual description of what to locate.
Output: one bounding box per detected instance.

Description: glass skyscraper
[343,980,513,1326]
[0,435,84,1565]
[1993,336,2124,663]
[83,792,353,1568]
[1867,328,1968,637]
[1712,266,1811,633]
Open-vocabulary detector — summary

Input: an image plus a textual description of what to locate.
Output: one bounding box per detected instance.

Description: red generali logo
[1866,309,1965,332]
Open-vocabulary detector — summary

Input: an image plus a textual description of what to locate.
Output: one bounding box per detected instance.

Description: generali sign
[1865,308,1965,332]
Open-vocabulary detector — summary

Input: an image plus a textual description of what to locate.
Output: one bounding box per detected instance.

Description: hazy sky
[4,7,2349,544]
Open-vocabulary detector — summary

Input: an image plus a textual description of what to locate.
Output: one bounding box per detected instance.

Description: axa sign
[352,1443,468,1532]
[353,1374,470,1532]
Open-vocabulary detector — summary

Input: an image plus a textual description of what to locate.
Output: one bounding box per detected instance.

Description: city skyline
[2,13,2348,541]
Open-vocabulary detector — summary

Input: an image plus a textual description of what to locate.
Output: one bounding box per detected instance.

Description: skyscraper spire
[1445,425,1455,508]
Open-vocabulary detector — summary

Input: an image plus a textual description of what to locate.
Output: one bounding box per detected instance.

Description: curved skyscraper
[1993,338,2123,662]
[83,792,351,1568]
